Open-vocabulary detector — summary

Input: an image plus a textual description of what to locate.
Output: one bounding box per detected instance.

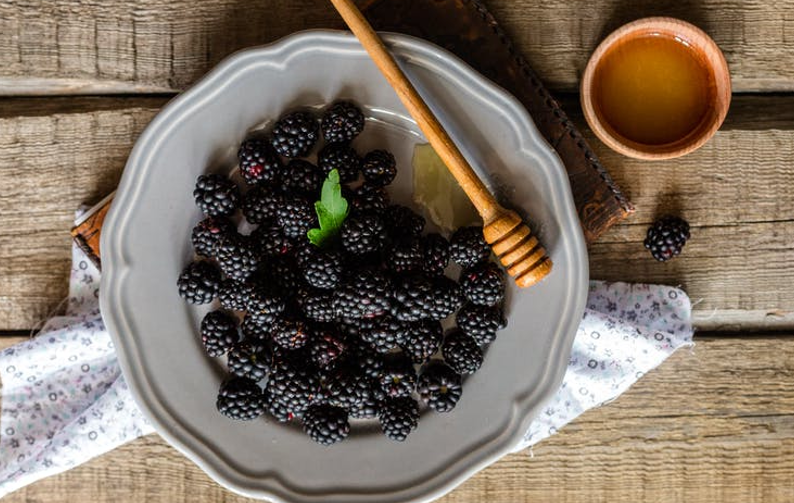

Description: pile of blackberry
[177,101,508,446]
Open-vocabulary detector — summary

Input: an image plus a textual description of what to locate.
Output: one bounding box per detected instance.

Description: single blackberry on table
[191,216,233,257]
[218,279,254,311]
[241,313,272,342]
[378,396,419,442]
[400,320,443,364]
[228,339,273,381]
[297,288,335,323]
[460,261,505,306]
[245,285,286,327]
[216,377,265,421]
[383,204,425,238]
[270,111,319,158]
[387,238,424,274]
[340,214,388,255]
[215,233,260,282]
[296,246,344,290]
[360,316,406,354]
[362,149,397,187]
[422,233,450,276]
[442,329,483,374]
[266,354,321,419]
[177,260,221,304]
[456,303,506,346]
[302,404,350,445]
[378,353,417,398]
[309,330,346,369]
[237,137,283,186]
[347,184,390,216]
[390,275,434,322]
[200,310,239,358]
[449,226,490,268]
[317,142,362,183]
[417,361,462,413]
[321,101,365,143]
[333,269,392,319]
[242,185,283,225]
[250,221,293,258]
[283,159,322,196]
[271,317,312,350]
[644,216,691,262]
[193,174,240,217]
[277,196,317,239]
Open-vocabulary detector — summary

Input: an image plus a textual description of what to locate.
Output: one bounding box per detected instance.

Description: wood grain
[1,335,793,502]
[0,0,793,94]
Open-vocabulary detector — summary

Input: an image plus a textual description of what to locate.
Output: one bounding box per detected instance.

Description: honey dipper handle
[328,0,498,221]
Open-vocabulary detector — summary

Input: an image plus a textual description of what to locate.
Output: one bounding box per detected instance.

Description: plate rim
[100,29,588,503]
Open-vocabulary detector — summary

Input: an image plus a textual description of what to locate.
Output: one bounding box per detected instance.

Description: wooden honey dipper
[330,0,553,288]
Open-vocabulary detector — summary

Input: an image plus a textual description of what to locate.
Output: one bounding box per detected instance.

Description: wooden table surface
[1,0,793,501]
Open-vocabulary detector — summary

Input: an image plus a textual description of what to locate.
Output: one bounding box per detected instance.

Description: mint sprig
[307,169,349,247]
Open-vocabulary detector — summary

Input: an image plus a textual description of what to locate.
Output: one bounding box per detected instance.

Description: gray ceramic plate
[100,30,588,503]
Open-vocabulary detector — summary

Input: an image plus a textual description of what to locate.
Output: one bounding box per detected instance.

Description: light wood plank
[1,336,792,502]
[0,0,793,94]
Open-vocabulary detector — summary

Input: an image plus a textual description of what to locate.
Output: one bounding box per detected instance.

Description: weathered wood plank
[0,0,793,94]
[1,336,793,502]
[0,95,793,330]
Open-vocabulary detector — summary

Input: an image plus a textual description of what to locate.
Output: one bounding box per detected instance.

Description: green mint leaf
[306,169,350,247]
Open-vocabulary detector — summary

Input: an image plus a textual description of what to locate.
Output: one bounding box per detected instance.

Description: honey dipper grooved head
[483,210,552,288]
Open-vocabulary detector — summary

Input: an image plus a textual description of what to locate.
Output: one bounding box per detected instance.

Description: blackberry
[218,279,254,311]
[237,138,283,186]
[442,329,483,374]
[283,159,322,196]
[245,285,286,326]
[260,255,305,298]
[378,353,416,398]
[460,262,505,306]
[400,320,443,364]
[378,396,419,441]
[241,313,272,342]
[250,221,293,258]
[449,226,490,268]
[266,355,320,419]
[296,246,344,290]
[456,303,506,346]
[390,275,433,322]
[177,260,221,304]
[383,205,425,238]
[333,269,391,319]
[267,395,295,422]
[272,317,311,350]
[644,216,691,262]
[200,310,239,357]
[340,214,388,255]
[309,330,346,369]
[302,404,350,445]
[242,186,283,225]
[216,377,265,421]
[215,233,260,282]
[362,149,397,187]
[325,367,365,410]
[191,216,233,257]
[297,288,335,323]
[277,196,317,239]
[360,316,406,353]
[228,339,272,381]
[321,101,365,143]
[387,238,423,274]
[417,361,462,413]
[349,379,381,419]
[428,276,465,320]
[422,233,450,276]
[193,174,240,217]
[348,340,385,380]
[270,111,319,158]
[317,142,362,183]
[347,184,390,216]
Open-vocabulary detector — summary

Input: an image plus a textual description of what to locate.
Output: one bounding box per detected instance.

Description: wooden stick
[329,0,553,288]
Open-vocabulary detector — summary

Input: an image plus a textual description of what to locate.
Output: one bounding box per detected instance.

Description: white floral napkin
[0,239,693,498]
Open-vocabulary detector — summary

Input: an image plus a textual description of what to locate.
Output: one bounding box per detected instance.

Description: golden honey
[592,34,714,146]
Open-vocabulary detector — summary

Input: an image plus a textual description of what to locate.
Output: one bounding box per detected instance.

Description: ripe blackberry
[267,394,295,422]
[360,316,406,353]
[429,276,465,320]
[296,246,344,290]
[266,355,320,419]
[260,255,305,298]
[378,353,417,398]
[272,317,311,350]
[325,367,365,410]
[177,260,221,304]
[297,288,335,323]
[387,238,423,274]
[362,149,397,187]
[277,196,317,239]
[216,377,265,421]
[390,275,434,322]
[215,233,260,282]
[460,262,505,306]
[241,313,271,342]
[456,303,506,346]
[349,379,381,419]
[270,111,319,158]
[378,396,419,441]
[302,404,350,445]
[317,142,362,183]
[422,233,450,276]
[400,320,443,364]
[321,101,365,143]
[245,285,286,326]
[333,269,391,319]
[200,310,239,358]
[242,185,283,225]
[442,329,483,374]
[193,174,240,217]
[348,340,385,380]
[191,216,233,257]
[309,330,346,369]
[250,221,293,258]
[283,159,322,196]
[449,226,490,268]
[340,214,388,255]
[237,137,283,186]
[228,339,272,381]
[383,205,425,238]
[218,279,254,311]
[644,216,691,262]
[347,184,390,216]
[417,361,462,413]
